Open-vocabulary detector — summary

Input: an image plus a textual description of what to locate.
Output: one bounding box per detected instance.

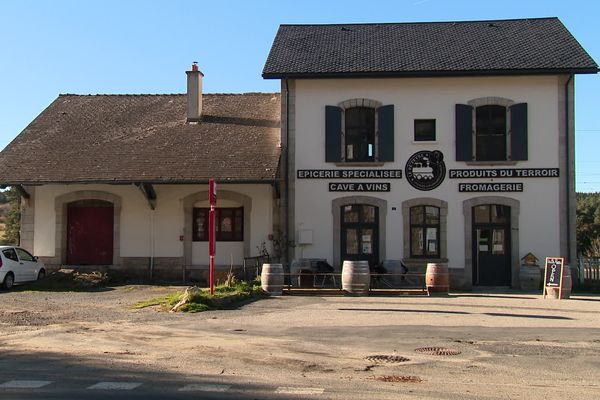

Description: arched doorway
[332,196,387,268]
[472,204,512,286]
[340,204,379,267]
[67,199,114,265]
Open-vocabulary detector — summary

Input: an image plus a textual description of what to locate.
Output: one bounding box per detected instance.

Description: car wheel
[2,273,14,290]
[37,269,46,280]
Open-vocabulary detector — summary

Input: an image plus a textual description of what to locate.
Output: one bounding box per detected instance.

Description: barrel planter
[425,262,449,296]
[261,263,284,296]
[546,265,571,299]
[342,260,370,295]
[519,264,541,291]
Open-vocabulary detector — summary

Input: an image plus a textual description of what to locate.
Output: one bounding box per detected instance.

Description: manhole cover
[414,347,461,356]
[370,375,423,383]
[365,355,410,363]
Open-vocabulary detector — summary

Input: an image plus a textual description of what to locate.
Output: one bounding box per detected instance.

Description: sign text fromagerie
[297,169,402,179]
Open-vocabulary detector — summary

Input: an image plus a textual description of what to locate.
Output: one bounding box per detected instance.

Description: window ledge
[335,162,386,167]
[465,161,518,166]
[402,258,449,263]
[411,140,438,145]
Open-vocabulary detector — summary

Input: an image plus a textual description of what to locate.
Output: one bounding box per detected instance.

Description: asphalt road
[1,287,599,399]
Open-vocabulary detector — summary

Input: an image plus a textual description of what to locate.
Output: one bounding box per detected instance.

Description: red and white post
[209,179,217,296]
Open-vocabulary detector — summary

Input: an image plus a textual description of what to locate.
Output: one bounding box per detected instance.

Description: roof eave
[262,67,599,79]
[0,178,279,187]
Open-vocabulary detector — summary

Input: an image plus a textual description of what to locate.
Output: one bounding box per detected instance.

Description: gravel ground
[1,284,599,399]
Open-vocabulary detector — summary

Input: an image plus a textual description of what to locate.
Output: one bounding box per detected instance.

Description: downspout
[565,74,573,264]
[284,79,290,268]
[150,209,155,280]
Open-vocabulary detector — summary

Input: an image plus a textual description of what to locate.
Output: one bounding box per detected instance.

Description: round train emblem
[405,150,446,191]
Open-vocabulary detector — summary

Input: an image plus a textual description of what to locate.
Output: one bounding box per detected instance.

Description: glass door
[340,204,379,267]
[472,205,511,286]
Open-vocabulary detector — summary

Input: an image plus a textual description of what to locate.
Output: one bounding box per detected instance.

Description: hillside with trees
[576,192,600,257]
[0,187,20,245]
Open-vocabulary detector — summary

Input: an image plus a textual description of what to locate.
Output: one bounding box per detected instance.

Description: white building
[262,18,598,289]
[0,17,597,289]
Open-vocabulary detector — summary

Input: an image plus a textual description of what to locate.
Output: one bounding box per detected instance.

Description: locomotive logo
[405,150,446,191]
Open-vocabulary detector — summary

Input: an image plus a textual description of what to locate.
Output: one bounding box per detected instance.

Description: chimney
[186,62,204,122]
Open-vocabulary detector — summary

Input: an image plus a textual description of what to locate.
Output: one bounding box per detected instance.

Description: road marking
[178,384,231,392]
[87,382,142,390]
[0,380,53,389]
[276,387,325,395]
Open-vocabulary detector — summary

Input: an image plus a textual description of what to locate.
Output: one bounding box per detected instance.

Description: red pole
[209,179,216,296]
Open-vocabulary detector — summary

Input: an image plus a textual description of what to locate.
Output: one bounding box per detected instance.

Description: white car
[0,246,45,290]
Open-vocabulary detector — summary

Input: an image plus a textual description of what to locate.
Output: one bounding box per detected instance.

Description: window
[325,101,394,163]
[193,207,243,242]
[414,119,436,141]
[410,206,440,258]
[475,105,506,161]
[455,101,528,162]
[345,107,375,161]
[15,248,35,262]
[2,248,18,262]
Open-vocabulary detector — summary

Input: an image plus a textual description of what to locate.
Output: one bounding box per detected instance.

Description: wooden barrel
[519,265,541,291]
[261,263,284,296]
[342,260,370,295]
[426,262,449,296]
[547,265,571,299]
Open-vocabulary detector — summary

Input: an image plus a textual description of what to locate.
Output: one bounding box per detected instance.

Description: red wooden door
[67,204,114,265]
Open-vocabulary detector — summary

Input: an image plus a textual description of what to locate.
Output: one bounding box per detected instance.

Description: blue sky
[0,0,598,191]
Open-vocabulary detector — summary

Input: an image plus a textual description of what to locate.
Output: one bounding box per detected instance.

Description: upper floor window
[476,105,506,161]
[414,119,436,142]
[325,99,394,163]
[345,107,375,162]
[456,99,528,162]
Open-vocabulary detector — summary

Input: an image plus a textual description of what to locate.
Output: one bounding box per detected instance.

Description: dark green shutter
[510,103,528,161]
[455,104,473,161]
[325,106,342,162]
[377,105,394,162]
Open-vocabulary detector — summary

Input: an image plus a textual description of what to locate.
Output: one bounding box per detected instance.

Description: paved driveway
[1,286,599,399]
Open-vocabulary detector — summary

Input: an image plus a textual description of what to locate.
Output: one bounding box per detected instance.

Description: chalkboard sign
[543,257,564,299]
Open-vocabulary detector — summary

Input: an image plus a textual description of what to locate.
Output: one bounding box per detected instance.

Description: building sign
[449,168,559,179]
[328,182,391,192]
[459,182,523,192]
[405,150,446,191]
[297,169,402,179]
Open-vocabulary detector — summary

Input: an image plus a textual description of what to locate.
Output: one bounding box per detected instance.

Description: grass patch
[133,279,266,313]
[16,269,113,293]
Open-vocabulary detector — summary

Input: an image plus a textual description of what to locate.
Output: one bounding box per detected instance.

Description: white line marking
[276,387,325,395]
[178,384,231,392]
[87,381,142,390]
[0,380,53,389]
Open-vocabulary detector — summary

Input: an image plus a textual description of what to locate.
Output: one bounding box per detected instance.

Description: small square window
[414,119,436,141]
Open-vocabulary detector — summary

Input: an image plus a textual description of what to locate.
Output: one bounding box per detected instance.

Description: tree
[576,192,600,256]
[1,187,20,245]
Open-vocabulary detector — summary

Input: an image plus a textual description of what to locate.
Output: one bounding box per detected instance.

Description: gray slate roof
[263,18,598,78]
[0,93,280,184]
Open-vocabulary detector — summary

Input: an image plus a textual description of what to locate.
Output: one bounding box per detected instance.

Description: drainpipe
[565,74,573,265]
[284,79,290,268]
[150,209,155,280]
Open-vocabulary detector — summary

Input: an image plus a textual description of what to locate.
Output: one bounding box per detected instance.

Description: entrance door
[472,205,511,286]
[67,200,114,265]
[340,204,379,267]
